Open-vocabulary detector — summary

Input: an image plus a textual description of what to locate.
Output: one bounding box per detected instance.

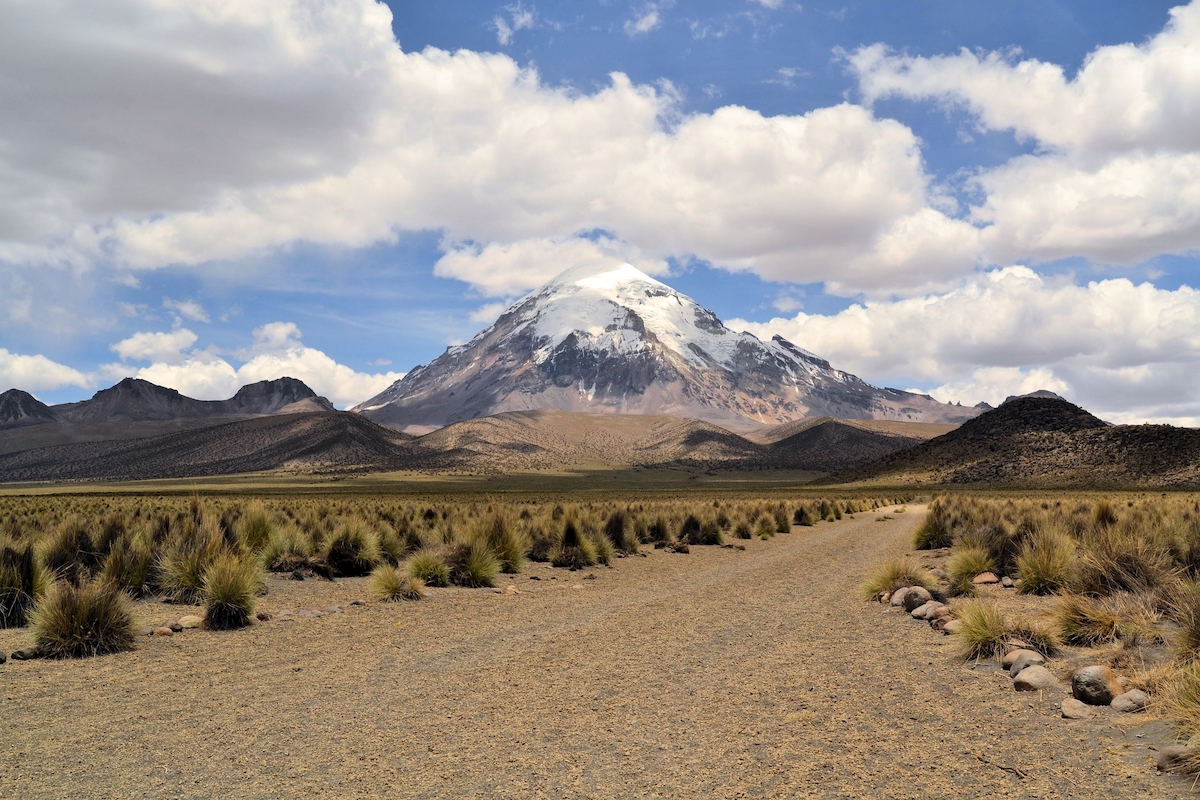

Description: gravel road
[0,506,1184,798]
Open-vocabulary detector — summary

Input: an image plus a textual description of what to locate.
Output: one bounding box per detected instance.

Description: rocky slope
[827,396,1200,488]
[354,259,980,432]
[0,390,58,427]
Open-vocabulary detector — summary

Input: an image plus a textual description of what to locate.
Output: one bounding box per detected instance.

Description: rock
[152,626,174,637]
[349,599,366,606]
[902,587,933,612]
[10,646,42,661]
[1009,652,1046,677]
[1001,576,1015,588]
[928,568,948,579]
[256,612,274,622]
[930,615,953,632]
[1072,665,1120,706]
[0,651,6,664]
[910,601,938,619]
[298,608,323,618]
[1002,648,1033,669]
[1013,665,1058,691]
[178,615,203,629]
[289,569,305,581]
[1061,698,1094,719]
[972,571,1000,585]
[942,619,963,635]
[889,587,911,607]
[164,621,183,633]
[1111,689,1150,713]
[322,606,342,614]
[1158,745,1193,773]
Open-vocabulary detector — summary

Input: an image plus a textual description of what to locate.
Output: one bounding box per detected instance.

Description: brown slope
[825,397,1200,488]
[745,415,957,445]
[0,412,425,483]
[766,419,926,473]
[415,409,765,471]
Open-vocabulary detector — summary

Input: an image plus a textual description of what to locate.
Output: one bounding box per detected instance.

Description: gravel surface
[0,507,1185,798]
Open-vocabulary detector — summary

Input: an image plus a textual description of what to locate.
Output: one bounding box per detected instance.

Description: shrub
[41,516,101,586]
[946,546,995,594]
[407,549,450,587]
[30,579,136,658]
[553,521,597,570]
[755,516,776,540]
[527,526,557,562]
[913,501,953,549]
[483,514,528,573]
[157,521,227,604]
[1053,594,1122,646]
[378,527,405,566]
[237,502,274,552]
[0,540,45,628]
[1171,579,1200,662]
[323,520,382,577]
[955,599,1009,661]
[201,551,262,630]
[679,515,723,546]
[99,533,152,597]
[587,525,614,565]
[773,506,791,534]
[860,558,936,600]
[1075,527,1177,596]
[642,516,672,543]
[1006,616,1061,657]
[261,526,314,572]
[369,564,425,601]
[604,511,639,554]
[1016,527,1076,595]
[957,523,1022,577]
[734,520,752,539]
[1166,662,1200,773]
[450,540,499,588]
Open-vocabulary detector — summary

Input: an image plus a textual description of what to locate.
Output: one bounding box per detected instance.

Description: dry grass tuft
[30,578,136,658]
[859,557,935,601]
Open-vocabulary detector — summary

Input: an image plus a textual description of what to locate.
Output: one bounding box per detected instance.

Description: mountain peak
[355,260,980,431]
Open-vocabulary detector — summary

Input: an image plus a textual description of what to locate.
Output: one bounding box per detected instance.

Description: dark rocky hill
[0,389,59,427]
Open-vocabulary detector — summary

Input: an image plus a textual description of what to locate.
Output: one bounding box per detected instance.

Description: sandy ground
[0,506,1188,799]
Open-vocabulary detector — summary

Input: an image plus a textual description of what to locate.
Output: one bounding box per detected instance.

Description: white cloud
[111,321,402,408]
[162,297,210,323]
[625,4,666,36]
[434,235,669,297]
[750,0,786,9]
[0,0,981,298]
[494,2,536,46]
[111,327,199,364]
[0,349,90,393]
[731,267,1200,423]
[848,2,1200,267]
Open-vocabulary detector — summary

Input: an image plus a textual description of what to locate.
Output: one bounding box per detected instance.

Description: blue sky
[2,0,1199,422]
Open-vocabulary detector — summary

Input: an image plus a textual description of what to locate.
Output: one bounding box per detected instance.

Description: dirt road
[0,507,1183,798]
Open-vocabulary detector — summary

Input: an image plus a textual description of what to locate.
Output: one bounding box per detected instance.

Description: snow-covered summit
[354,261,978,432]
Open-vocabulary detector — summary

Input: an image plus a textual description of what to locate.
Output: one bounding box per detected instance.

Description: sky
[2,0,1199,423]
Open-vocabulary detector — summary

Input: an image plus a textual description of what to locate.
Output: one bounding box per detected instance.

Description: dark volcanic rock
[0,389,58,428]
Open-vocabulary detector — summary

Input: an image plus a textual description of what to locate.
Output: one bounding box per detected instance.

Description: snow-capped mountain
[354,259,981,432]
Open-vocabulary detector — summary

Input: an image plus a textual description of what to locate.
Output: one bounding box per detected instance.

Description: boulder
[1001,576,1015,588]
[1061,698,1094,719]
[0,651,6,664]
[1072,665,1120,706]
[1002,648,1036,669]
[1158,746,1193,773]
[1111,689,1150,713]
[889,587,912,607]
[10,646,42,661]
[178,615,203,629]
[902,587,933,612]
[1013,665,1058,691]
[910,601,938,619]
[942,619,963,635]
[972,572,1000,586]
[1009,652,1046,677]
[164,621,183,633]
[930,615,953,632]
[151,626,174,637]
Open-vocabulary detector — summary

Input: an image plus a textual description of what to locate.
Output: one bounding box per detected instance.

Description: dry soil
[0,506,1187,798]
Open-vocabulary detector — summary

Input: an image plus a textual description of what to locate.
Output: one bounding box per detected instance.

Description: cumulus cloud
[107,321,402,408]
[849,2,1200,267]
[730,267,1200,423]
[0,0,976,296]
[625,3,670,36]
[0,349,90,394]
[111,327,200,364]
